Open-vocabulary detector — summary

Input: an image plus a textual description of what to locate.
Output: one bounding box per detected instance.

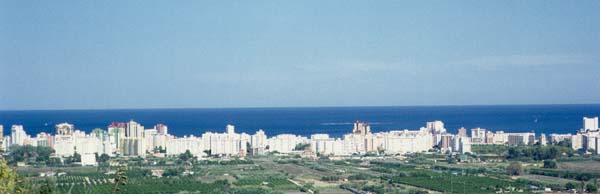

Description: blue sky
[1,1,599,110]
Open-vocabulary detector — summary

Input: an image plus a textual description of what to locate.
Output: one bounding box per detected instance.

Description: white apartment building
[573,117,600,153]
[144,128,158,152]
[33,132,53,147]
[427,121,447,146]
[2,136,9,151]
[471,128,486,144]
[268,134,308,153]
[507,133,535,145]
[250,129,268,155]
[155,124,168,135]
[380,128,433,154]
[0,125,3,149]
[309,134,345,156]
[11,125,28,146]
[439,133,454,151]
[452,136,472,154]
[457,127,468,137]
[202,125,250,156]
[166,135,204,157]
[492,131,508,144]
[583,117,599,132]
[572,133,584,151]
[539,134,547,146]
[427,121,447,134]
[550,133,572,144]
[108,122,126,150]
[120,120,145,156]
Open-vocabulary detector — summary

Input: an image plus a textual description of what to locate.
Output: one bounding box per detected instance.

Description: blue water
[1,105,599,138]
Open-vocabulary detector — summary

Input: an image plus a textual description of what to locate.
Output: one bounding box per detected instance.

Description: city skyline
[2,1,600,110]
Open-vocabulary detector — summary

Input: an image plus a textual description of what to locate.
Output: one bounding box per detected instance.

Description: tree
[163,168,182,177]
[35,146,55,162]
[246,142,252,154]
[73,152,82,162]
[98,153,110,163]
[38,178,56,194]
[179,150,194,161]
[507,147,520,159]
[112,168,127,194]
[7,145,55,164]
[586,184,598,193]
[543,160,557,169]
[447,158,457,164]
[294,143,310,151]
[46,157,62,167]
[506,162,523,176]
[557,139,572,147]
[0,159,24,194]
[565,182,576,190]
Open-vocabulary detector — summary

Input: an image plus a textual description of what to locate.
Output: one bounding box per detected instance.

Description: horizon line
[2,102,600,112]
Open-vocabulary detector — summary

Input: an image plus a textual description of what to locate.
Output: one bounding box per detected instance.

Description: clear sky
[1,1,599,110]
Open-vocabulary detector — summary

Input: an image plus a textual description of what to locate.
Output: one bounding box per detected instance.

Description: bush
[587,184,598,192]
[348,173,369,180]
[507,145,573,161]
[506,162,523,176]
[543,160,557,169]
[362,184,385,194]
[320,176,340,182]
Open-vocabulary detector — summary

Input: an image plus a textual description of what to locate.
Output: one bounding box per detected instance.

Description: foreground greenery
[5,142,600,194]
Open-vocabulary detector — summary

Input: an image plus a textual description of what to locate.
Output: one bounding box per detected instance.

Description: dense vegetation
[371,161,530,194]
[506,145,573,161]
[529,168,600,181]
[473,144,574,161]
[7,145,55,165]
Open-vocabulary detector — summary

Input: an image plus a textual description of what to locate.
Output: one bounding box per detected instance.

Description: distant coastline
[2,104,600,138]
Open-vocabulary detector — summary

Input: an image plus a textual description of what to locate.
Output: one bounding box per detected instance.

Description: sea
[1,104,600,138]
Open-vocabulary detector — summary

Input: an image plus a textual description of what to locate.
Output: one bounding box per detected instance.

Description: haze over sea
[1,104,599,138]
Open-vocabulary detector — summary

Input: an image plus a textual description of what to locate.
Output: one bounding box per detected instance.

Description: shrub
[543,160,557,169]
[587,184,598,192]
[506,162,523,176]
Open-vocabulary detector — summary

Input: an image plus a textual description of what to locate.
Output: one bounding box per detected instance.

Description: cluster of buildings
[572,117,600,154]
[1,117,599,165]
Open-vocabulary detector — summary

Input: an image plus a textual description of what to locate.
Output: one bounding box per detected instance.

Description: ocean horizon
[2,104,600,138]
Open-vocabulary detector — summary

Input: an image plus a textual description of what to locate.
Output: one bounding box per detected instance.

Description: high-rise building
[452,136,471,154]
[155,124,168,135]
[108,122,126,149]
[550,133,572,144]
[507,133,535,145]
[352,121,371,135]
[126,120,144,138]
[0,125,3,150]
[471,128,486,144]
[539,133,547,146]
[439,134,454,151]
[56,123,74,136]
[226,124,235,134]
[426,121,446,134]
[583,117,599,132]
[120,120,145,156]
[457,127,467,137]
[11,125,27,146]
[485,131,495,144]
[35,132,54,147]
[251,129,267,155]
